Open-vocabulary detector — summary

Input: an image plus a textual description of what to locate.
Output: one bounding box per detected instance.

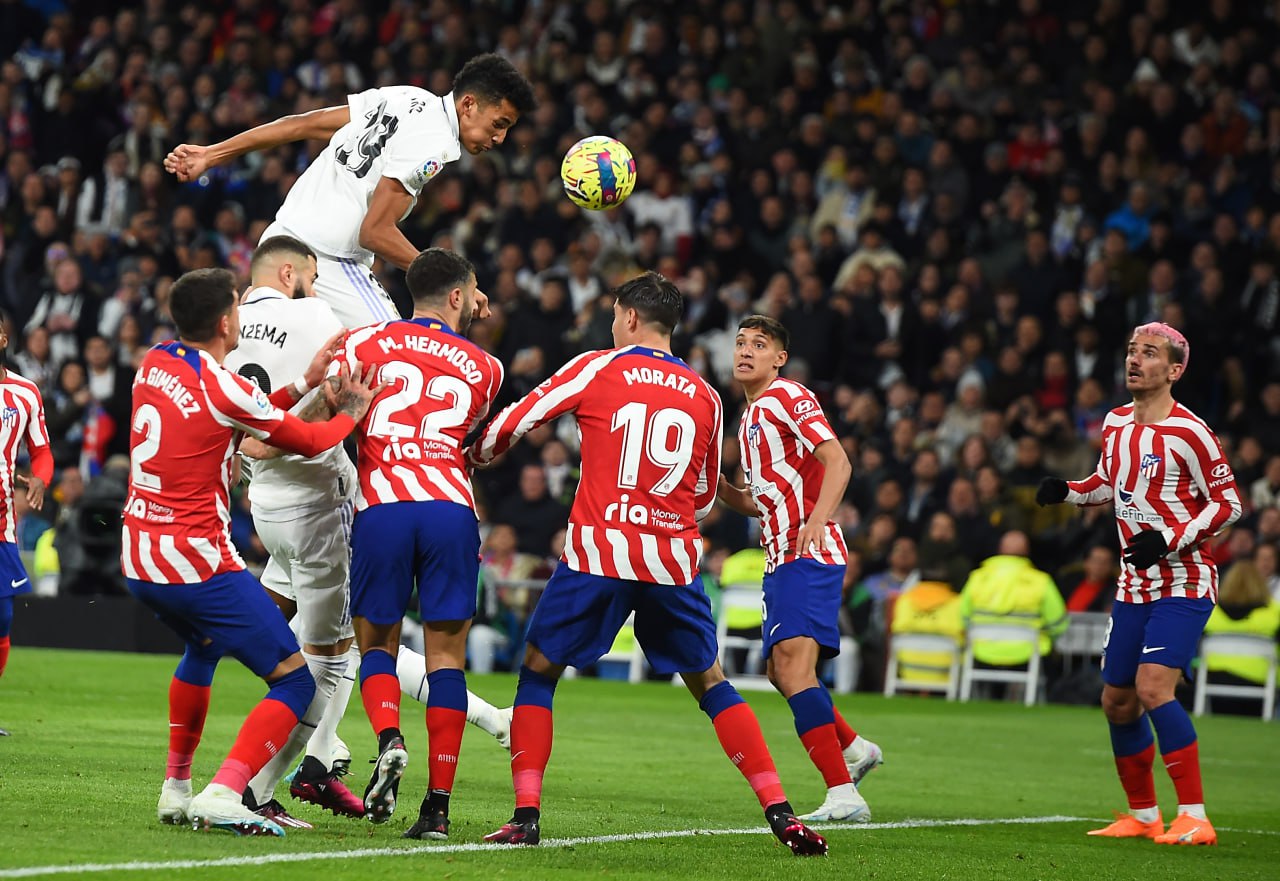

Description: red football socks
[1115,742,1158,810]
[166,678,211,781]
[711,702,787,809]
[0,635,9,679]
[832,708,858,751]
[511,705,553,809]
[210,698,299,793]
[800,722,853,788]
[426,706,466,795]
[1162,742,1204,807]
[360,672,401,738]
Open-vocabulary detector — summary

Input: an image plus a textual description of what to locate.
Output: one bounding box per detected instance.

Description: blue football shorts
[1101,596,1214,687]
[127,569,299,678]
[526,562,719,675]
[349,499,480,625]
[761,556,843,659]
[0,542,31,598]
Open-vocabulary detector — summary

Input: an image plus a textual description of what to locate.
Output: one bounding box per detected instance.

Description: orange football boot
[1153,813,1217,846]
[1087,811,1164,839]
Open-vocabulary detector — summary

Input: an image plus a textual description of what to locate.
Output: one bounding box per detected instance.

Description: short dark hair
[453,53,537,115]
[251,235,315,277]
[169,268,236,342]
[738,314,791,351]
[405,248,475,305]
[614,271,683,336]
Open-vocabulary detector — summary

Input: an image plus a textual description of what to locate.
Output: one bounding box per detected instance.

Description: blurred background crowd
[3,0,1280,682]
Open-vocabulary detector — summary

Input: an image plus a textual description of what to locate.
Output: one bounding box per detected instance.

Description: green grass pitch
[0,648,1275,880]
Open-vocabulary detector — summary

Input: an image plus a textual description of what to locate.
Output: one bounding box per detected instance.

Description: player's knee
[1100,686,1140,722]
[1133,677,1174,711]
[267,664,316,718]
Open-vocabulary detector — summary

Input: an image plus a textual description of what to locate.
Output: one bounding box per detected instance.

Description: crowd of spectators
[3,0,1280,674]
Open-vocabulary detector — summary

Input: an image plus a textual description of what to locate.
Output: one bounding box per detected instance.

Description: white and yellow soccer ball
[560,135,637,211]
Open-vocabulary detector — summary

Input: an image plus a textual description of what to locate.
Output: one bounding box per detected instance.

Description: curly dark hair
[453,53,537,115]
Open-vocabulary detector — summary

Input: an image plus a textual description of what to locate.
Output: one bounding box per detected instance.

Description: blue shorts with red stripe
[1101,596,1214,687]
[526,562,719,675]
[350,500,479,625]
[127,569,299,677]
[761,556,843,660]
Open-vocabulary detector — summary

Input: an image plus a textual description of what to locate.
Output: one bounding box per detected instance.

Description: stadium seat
[959,623,1043,707]
[824,635,861,695]
[884,633,961,700]
[1192,633,1277,721]
[716,586,771,691]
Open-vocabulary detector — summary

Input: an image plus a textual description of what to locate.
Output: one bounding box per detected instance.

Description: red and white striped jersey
[1066,402,1242,603]
[470,346,722,586]
[336,318,502,511]
[0,371,52,544]
[739,378,848,572]
[123,342,291,583]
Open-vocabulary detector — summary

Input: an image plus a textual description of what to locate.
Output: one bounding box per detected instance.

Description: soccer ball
[560,135,637,211]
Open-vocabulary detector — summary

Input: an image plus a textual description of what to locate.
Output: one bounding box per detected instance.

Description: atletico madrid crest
[747,423,762,448]
[1139,453,1161,480]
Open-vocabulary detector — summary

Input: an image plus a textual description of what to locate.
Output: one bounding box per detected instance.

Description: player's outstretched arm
[795,438,851,557]
[164,105,351,182]
[716,474,758,517]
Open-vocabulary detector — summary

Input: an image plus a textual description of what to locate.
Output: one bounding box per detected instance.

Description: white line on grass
[0,815,1090,878]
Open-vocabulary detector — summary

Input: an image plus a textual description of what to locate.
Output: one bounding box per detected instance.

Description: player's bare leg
[484,644,565,845]
[354,616,409,824]
[396,644,513,748]
[682,662,827,856]
[402,619,472,840]
[768,638,868,823]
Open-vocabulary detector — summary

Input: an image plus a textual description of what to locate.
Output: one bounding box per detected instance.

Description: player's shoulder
[764,377,819,404]
[1167,401,1213,430]
[1,369,41,396]
[611,346,716,394]
[1164,402,1221,446]
[760,377,821,416]
[1104,404,1135,427]
[346,319,397,350]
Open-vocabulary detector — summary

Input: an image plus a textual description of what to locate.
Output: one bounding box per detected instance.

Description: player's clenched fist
[164,143,211,183]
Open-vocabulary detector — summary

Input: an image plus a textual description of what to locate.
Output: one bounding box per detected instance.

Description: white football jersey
[274,86,462,261]
[225,287,357,518]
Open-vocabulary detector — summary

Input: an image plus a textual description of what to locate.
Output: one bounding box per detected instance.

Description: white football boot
[156,777,193,825]
[799,783,871,822]
[189,783,285,836]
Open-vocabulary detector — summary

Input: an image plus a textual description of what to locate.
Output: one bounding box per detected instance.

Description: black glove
[1123,530,1169,569]
[1035,477,1069,506]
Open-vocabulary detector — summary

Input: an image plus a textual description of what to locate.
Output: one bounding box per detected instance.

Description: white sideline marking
[0,815,1089,877]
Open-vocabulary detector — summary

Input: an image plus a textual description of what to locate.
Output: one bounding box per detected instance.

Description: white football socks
[304,645,359,768]
[396,645,506,737]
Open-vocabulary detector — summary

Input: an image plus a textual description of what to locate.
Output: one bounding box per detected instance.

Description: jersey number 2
[610,401,696,497]
[131,403,163,491]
